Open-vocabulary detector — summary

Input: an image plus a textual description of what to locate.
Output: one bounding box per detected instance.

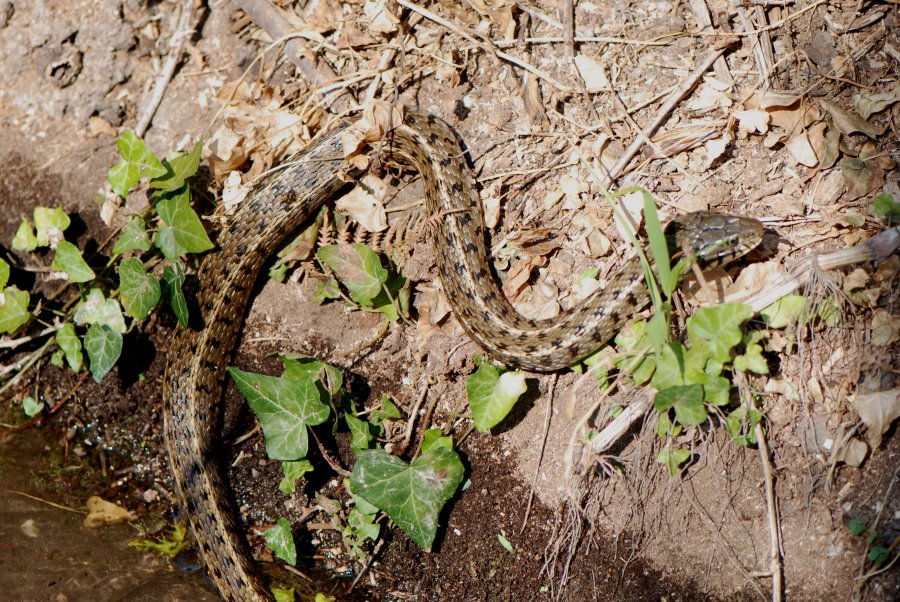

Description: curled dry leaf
[852,388,900,448]
[871,309,900,346]
[786,129,818,167]
[513,270,560,320]
[84,496,137,527]
[704,134,730,168]
[337,174,387,232]
[688,79,732,111]
[835,437,868,467]
[364,0,400,34]
[820,100,884,139]
[855,82,900,120]
[482,181,503,229]
[734,109,770,134]
[221,170,247,215]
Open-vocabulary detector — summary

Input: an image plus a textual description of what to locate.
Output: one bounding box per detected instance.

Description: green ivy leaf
[734,340,768,375]
[317,243,387,305]
[229,360,332,461]
[651,342,686,390]
[51,241,95,283]
[161,263,189,326]
[56,322,83,372]
[118,258,161,319]
[848,518,867,536]
[22,396,44,417]
[155,189,214,260]
[725,406,763,446]
[350,445,464,549]
[0,258,9,288]
[371,395,403,425]
[278,460,314,494]
[654,384,707,427]
[420,429,453,454]
[272,588,295,602]
[686,303,752,363]
[73,289,127,333]
[467,360,527,432]
[760,294,806,329]
[112,216,152,255]
[108,131,167,197]
[149,141,203,193]
[0,286,31,334]
[12,218,38,252]
[872,192,900,223]
[84,323,123,381]
[346,413,375,453]
[264,518,296,565]
[657,447,690,476]
[34,207,71,247]
[868,546,889,566]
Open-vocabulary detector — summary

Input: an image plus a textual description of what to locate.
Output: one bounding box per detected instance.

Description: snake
[163,110,763,601]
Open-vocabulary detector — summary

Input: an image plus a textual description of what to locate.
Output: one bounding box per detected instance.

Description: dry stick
[397,0,572,92]
[521,373,557,534]
[732,0,776,90]
[232,0,355,113]
[607,44,733,180]
[135,0,196,138]
[690,0,734,84]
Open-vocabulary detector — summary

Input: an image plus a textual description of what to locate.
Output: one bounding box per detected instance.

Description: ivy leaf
[161,263,189,326]
[654,384,707,427]
[350,445,464,549]
[0,286,31,334]
[848,518,867,537]
[22,396,44,417]
[0,258,9,288]
[56,322,83,372]
[420,429,453,453]
[657,447,690,476]
[264,518,296,565]
[734,340,768,375]
[73,289,127,333]
[12,218,38,252]
[118,258,161,319]
[51,241,95,283]
[346,413,375,452]
[84,323,123,381]
[278,460,314,494]
[108,131,167,197]
[466,360,527,432]
[760,294,806,329]
[34,207,71,247]
[280,354,343,397]
[112,216,152,255]
[651,342,686,390]
[155,189,214,260]
[686,303,752,363]
[725,406,763,446]
[317,243,387,305]
[149,140,203,193]
[229,361,332,461]
[872,192,900,224]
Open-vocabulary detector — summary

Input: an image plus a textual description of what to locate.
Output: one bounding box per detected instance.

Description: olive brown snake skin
[163,110,763,600]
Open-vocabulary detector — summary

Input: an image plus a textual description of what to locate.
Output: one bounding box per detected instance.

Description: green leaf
[467,361,527,432]
[317,243,388,305]
[371,395,403,424]
[84,323,123,381]
[12,218,38,252]
[73,289,127,333]
[734,341,768,375]
[347,507,381,546]
[108,131,167,197]
[34,207,71,247]
[149,140,203,193]
[51,350,64,367]
[51,241,95,283]
[657,447,690,476]
[351,445,464,549]
[346,413,375,452]
[654,384,707,427]
[498,534,514,552]
[128,522,189,559]
[112,216,152,255]
[155,189,214,260]
[22,396,44,417]
[265,518,296,565]
[848,518,867,536]
[280,355,343,397]
[651,342,686,390]
[643,195,673,295]
[420,429,454,453]
[0,286,31,334]
[869,546,889,565]
[872,192,900,223]
[118,258,161,320]
[686,303,752,363]
[272,588,295,602]
[161,263,189,326]
[725,406,763,446]
[229,361,332,461]
[655,412,682,438]
[56,322,83,372]
[760,295,806,329]
[278,460,314,494]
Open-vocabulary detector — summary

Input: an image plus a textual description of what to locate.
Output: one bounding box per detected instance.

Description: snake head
[665,211,764,270]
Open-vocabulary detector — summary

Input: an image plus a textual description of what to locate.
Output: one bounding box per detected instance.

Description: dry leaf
[835,437,868,467]
[704,134,730,167]
[734,109,769,134]
[852,388,900,448]
[221,171,248,215]
[614,192,644,242]
[336,174,387,232]
[820,100,884,138]
[786,129,818,167]
[855,82,900,120]
[871,309,900,346]
[688,81,732,110]
[364,0,400,34]
[573,54,607,93]
[756,91,800,109]
[483,181,502,229]
[84,496,137,527]
[513,270,560,320]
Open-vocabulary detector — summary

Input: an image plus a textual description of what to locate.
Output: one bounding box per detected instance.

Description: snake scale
[163,110,763,601]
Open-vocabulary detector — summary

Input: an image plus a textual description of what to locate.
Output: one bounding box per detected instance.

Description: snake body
[163,111,763,601]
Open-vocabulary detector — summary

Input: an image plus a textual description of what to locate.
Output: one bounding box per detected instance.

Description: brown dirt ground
[1,1,899,601]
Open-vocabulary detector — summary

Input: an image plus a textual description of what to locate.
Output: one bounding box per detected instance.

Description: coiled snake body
[163,111,763,600]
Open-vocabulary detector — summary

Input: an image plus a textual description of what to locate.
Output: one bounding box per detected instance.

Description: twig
[397,378,432,456]
[309,428,351,477]
[521,373,556,534]
[607,44,734,180]
[135,0,197,137]
[4,489,87,514]
[0,323,63,349]
[397,0,572,92]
